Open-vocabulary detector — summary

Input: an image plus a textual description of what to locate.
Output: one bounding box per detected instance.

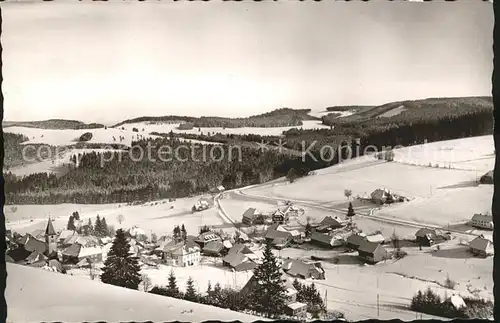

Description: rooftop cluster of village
[5,186,494,320]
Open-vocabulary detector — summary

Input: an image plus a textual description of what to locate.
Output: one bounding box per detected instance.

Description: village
[5,184,494,321]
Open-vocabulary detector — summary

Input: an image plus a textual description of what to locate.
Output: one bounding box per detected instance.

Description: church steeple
[45,217,58,257]
[45,217,56,236]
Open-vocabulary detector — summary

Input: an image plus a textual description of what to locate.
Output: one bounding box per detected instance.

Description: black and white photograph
[1,1,495,322]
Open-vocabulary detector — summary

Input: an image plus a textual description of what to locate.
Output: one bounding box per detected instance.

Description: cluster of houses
[241,204,301,226]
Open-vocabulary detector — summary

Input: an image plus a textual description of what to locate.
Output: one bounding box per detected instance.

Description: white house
[163,241,201,267]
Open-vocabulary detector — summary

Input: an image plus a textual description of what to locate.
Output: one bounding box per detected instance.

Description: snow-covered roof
[448,294,466,309]
[79,247,102,258]
[129,226,146,237]
[287,302,307,310]
[366,234,385,243]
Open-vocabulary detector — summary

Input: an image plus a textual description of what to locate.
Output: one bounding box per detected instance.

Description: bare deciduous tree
[344,189,352,200]
[117,214,125,224]
[141,274,152,292]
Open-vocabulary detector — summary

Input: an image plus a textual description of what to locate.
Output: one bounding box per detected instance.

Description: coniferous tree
[212,283,223,307]
[83,219,94,236]
[346,202,356,219]
[95,215,102,237]
[166,269,181,298]
[305,221,312,238]
[100,229,142,290]
[67,215,76,231]
[184,276,198,302]
[181,224,187,241]
[249,240,287,318]
[100,217,109,237]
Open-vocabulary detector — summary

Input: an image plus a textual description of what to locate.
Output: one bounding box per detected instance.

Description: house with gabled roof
[469,236,494,258]
[162,240,201,267]
[282,258,325,280]
[265,227,292,249]
[58,230,76,244]
[195,231,222,249]
[414,228,445,246]
[202,241,226,257]
[345,233,366,250]
[357,240,388,264]
[242,208,261,226]
[316,216,343,233]
[62,243,103,264]
[222,243,258,271]
[310,232,335,248]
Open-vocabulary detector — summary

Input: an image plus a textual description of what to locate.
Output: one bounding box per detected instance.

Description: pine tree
[67,215,76,231]
[95,215,103,237]
[249,240,287,318]
[100,229,142,290]
[204,281,213,305]
[305,222,312,238]
[185,276,198,302]
[346,202,356,219]
[212,283,223,307]
[101,217,109,237]
[83,218,94,236]
[181,224,187,241]
[166,269,181,298]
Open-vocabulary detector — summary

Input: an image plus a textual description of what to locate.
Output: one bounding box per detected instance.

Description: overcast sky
[2,1,493,124]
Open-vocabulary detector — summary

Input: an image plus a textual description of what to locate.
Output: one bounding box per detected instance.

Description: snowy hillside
[6,263,262,323]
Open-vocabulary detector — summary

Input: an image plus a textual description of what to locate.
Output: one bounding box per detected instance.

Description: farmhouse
[241,208,260,226]
[271,209,289,225]
[345,234,367,250]
[162,240,201,267]
[371,188,390,205]
[469,236,494,258]
[315,216,343,233]
[415,228,440,247]
[357,241,388,264]
[470,213,494,230]
[282,258,325,280]
[195,232,222,248]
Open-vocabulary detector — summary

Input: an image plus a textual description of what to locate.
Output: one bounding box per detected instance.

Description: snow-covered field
[6,263,261,323]
[307,110,355,119]
[119,120,330,136]
[7,148,127,177]
[4,126,139,147]
[276,238,492,321]
[243,136,494,227]
[6,195,231,237]
[142,261,254,293]
[392,135,494,172]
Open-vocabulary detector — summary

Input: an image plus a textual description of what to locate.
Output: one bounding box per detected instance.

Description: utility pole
[325,290,328,311]
[377,293,380,317]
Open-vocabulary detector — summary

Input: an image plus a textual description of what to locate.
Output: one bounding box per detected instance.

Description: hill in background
[3,119,105,130]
